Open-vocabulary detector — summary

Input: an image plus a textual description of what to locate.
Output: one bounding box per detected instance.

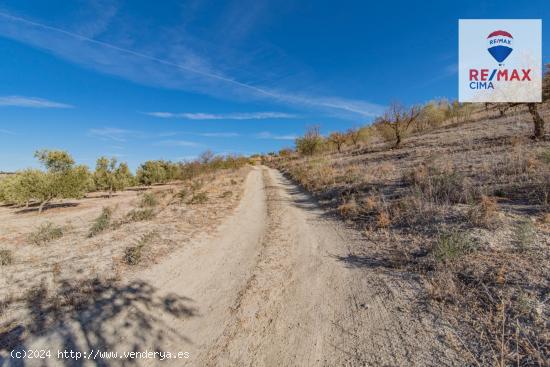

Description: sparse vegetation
[0,249,13,265]
[188,192,208,204]
[88,207,113,237]
[467,195,500,229]
[432,230,477,262]
[28,222,64,246]
[513,219,536,252]
[295,125,324,156]
[220,190,232,198]
[269,86,550,365]
[126,208,156,222]
[123,231,159,265]
[139,192,159,208]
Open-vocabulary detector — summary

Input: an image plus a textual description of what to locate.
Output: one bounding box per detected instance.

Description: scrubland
[271,106,550,366]
[0,166,248,349]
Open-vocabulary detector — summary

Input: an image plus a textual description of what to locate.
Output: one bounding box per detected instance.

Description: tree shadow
[0,278,198,366]
[14,203,80,215]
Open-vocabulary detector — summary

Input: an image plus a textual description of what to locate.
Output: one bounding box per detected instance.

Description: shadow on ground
[0,278,197,366]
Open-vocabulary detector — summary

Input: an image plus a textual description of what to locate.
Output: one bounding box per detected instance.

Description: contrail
[0,11,283,100]
[0,11,381,117]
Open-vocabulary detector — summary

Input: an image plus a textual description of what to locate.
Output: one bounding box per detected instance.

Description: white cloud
[198,132,240,137]
[145,111,297,120]
[153,140,203,147]
[0,96,73,108]
[0,129,17,135]
[88,128,141,142]
[255,131,297,140]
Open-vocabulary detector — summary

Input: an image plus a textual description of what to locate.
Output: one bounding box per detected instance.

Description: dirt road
[16,167,463,366]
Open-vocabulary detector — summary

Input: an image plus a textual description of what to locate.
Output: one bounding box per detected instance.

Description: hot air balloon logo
[487,30,513,64]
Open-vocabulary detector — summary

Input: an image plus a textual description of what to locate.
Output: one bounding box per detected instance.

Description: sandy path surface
[10,166,463,366]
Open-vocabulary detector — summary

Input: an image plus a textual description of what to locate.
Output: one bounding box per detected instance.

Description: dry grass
[124,231,159,265]
[139,192,159,208]
[188,191,208,204]
[271,109,550,365]
[467,195,501,229]
[27,222,64,246]
[0,167,249,341]
[0,249,13,266]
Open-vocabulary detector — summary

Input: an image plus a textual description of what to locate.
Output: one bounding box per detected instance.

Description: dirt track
[16,166,464,366]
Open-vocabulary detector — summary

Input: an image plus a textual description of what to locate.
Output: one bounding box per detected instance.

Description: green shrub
[124,245,142,265]
[295,126,324,156]
[220,190,232,198]
[88,207,112,237]
[0,249,13,265]
[123,231,158,265]
[432,230,477,262]
[176,188,188,202]
[513,219,536,252]
[126,208,155,222]
[190,180,204,192]
[28,222,64,246]
[188,192,208,204]
[139,192,158,207]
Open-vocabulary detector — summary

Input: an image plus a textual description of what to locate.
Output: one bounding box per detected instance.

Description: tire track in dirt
[14,166,465,366]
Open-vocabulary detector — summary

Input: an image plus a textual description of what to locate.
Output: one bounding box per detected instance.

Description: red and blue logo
[468,29,531,90]
[487,30,513,64]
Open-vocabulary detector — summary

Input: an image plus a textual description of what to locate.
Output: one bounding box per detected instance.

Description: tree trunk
[395,134,401,148]
[527,103,545,139]
[38,201,46,214]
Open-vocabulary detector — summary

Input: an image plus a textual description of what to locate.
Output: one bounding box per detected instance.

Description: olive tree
[94,157,134,197]
[5,150,90,213]
[137,160,167,186]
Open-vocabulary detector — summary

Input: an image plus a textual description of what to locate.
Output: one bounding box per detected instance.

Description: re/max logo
[468,69,532,90]
[469,69,532,81]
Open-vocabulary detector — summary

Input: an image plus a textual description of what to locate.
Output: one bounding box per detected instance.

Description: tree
[115,162,135,188]
[415,100,448,132]
[500,64,549,139]
[530,63,550,139]
[346,128,361,146]
[199,150,215,165]
[137,161,167,186]
[329,132,347,152]
[6,150,90,213]
[295,125,324,156]
[375,102,421,148]
[94,157,134,197]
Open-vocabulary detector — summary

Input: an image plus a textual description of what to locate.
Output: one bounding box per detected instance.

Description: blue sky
[0,0,548,171]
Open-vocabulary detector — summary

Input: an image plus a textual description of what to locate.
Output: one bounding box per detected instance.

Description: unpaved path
[13,167,464,366]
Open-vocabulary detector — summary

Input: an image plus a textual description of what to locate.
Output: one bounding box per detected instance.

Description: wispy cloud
[255,131,297,140]
[0,10,384,119]
[153,140,203,147]
[0,96,73,109]
[145,111,297,120]
[0,129,17,135]
[198,132,240,137]
[88,128,142,142]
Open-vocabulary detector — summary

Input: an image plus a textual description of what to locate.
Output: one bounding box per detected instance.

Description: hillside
[271,108,550,365]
